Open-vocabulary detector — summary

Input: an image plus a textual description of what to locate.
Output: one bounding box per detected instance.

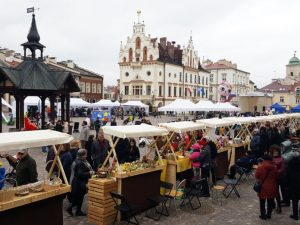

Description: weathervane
[137,10,141,23]
[27,7,40,14]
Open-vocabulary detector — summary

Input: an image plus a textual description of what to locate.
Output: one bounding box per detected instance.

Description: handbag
[253,167,272,193]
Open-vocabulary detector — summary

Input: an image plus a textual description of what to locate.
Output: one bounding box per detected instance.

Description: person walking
[79,121,90,149]
[94,117,101,138]
[255,155,278,220]
[91,132,110,171]
[67,149,94,216]
[284,155,300,220]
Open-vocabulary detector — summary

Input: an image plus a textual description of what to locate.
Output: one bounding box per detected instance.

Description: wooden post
[41,96,46,129]
[50,96,56,124]
[0,95,2,133]
[100,137,120,170]
[15,96,20,129]
[66,93,70,124]
[61,94,65,122]
[19,95,24,130]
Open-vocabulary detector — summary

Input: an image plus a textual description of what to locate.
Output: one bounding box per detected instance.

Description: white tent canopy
[159,121,206,133]
[158,99,196,112]
[223,117,256,125]
[0,130,74,152]
[121,100,149,108]
[102,123,168,139]
[212,102,241,112]
[196,118,235,128]
[70,98,91,107]
[92,99,120,107]
[195,100,215,111]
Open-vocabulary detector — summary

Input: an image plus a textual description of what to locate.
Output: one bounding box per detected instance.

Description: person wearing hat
[68,148,94,216]
[189,143,201,179]
[15,149,38,186]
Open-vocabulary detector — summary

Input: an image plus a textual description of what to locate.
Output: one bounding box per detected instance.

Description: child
[189,143,201,179]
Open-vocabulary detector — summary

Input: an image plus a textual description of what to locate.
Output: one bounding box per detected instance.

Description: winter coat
[91,139,110,169]
[71,158,92,195]
[189,150,201,168]
[250,134,261,152]
[272,156,284,176]
[198,144,212,168]
[16,154,38,186]
[125,146,140,162]
[255,160,278,199]
[79,125,90,141]
[60,151,73,182]
[284,156,300,200]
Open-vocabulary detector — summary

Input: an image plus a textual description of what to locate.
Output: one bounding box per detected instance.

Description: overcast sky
[1,0,300,88]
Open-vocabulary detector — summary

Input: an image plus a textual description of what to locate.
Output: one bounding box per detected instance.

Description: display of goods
[119,160,158,173]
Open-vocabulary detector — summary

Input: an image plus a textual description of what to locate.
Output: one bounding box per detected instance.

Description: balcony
[131,61,142,68]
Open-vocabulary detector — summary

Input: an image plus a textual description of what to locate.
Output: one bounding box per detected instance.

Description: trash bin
[68,125,73,135]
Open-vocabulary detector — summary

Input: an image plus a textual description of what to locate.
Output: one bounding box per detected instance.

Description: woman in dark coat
[67,149,94,216]
[125,138,140,162]
[284,155,300,220]
[255,155,278,220]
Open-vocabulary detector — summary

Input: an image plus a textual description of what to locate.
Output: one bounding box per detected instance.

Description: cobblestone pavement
[1,115,299,224]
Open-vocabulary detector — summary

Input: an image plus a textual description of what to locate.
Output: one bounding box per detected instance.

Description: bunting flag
[27,7,34,13]
[201,87,205,97]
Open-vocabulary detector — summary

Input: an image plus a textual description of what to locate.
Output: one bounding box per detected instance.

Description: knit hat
[191,143,200,150]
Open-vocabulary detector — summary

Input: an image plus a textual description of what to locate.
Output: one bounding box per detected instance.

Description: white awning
[196,118,234,128]
[70,98,91,107]
[92,99,120,107]
[158,99,196,112]
[195,100,215,111]
[212,102,240,112]
[159,121,205,133]
[102,123,168,138]
[223,117,256,125]
[122,101,149,108]
[0,130,74,152]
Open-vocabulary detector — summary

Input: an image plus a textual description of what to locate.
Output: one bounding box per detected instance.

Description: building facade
[260,53,300,110]
[119,14,210,111]
[204,59,250,105]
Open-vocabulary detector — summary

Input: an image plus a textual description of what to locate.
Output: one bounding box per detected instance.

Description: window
[174,87,177,97]
[209,87,213,92]
[180,72,182,82]
[159,86,162,97]
[143,46,147,61]
[185,73,188,82]
[125,72,129,77]
[97,84,102,93]
[210,74,213,82]
[168,86,172,97]
[194,75,197,83]
[147,71,151,76]
[169,73,171,78]
[150,55,153,60]
[159,71,162,76]
[132,85,143,95]
[125,86,129,95]
[190,74,192,83]
[185,88,187,96]
[205,89,208,98]
[179,87,182,97]
[174,73,176,78]
[280,96,284,103]
[206,77,208,85]
[198,76,200,84]
[135,37,141,49]
[129,48,133,62]
[202,77,204,85]
[123,57,126,62]
[86,83,90,93]
[291,72,294,76]
[193,88,196,97]
[80,82,85,93]
[222,73,227,81]
[92,83,96,93]
[146,85,151,95]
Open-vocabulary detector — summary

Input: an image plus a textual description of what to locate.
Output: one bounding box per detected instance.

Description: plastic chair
[110,192,139,225]
[145,181,173,221]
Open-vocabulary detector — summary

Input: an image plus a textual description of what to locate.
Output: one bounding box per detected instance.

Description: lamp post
[119,92,123,104]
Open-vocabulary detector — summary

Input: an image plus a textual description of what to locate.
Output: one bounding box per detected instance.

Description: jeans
[259,198,274,218]
[201,167,210,195]
[292,199,299,218]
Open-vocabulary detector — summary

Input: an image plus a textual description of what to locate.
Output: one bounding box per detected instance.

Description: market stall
[158,121,206,187]
[88,124,168,224]
[0,130,73,225]
[196,118,235,178]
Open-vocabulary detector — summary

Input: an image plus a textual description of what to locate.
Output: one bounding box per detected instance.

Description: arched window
[150,55,153,61]
[129,48,133,62]
[136,37,141,49]
[143,47,147,61]
[190,52,192,67]
[123,57,126,63]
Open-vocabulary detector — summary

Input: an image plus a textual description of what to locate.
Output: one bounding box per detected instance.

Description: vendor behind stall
[125,138,140,162]
[15,149,38,186]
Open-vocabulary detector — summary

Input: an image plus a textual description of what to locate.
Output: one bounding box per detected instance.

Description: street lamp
[119,92,123,103]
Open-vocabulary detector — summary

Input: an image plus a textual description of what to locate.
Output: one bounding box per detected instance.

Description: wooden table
[0,185,70,225]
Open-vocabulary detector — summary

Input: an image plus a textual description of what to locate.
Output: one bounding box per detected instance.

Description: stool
[211,185,225,206]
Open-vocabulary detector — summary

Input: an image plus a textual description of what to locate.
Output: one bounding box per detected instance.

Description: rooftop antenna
[27,7,40,14]
[137,10,141,23]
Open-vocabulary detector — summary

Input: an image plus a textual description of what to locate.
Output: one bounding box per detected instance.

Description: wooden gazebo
[0,13,80,132]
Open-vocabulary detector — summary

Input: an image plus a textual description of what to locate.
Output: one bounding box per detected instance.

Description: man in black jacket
[15,149,38,186]
[198,141,212,197]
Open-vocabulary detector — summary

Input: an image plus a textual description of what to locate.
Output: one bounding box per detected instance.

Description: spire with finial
[132,10,145,34]
[137,10,141,24]
[21,8,45,60]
